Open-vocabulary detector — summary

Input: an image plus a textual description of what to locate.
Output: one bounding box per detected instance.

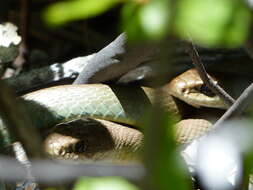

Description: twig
[213,82,253,129]
[0,157,144,183]
[187,42,251,190]
[186,41,235,106]
[13,142,37,189]
[208,81,253,190]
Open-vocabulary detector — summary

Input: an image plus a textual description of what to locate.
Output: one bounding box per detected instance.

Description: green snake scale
[0,69,229,161]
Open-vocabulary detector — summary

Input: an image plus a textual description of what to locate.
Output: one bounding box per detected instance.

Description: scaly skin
[44,118,144,161]
[167,69,228,109]
[0,69,227,160]
[0,84,181,148]
[23,84,180,126]
[43,118,214,161]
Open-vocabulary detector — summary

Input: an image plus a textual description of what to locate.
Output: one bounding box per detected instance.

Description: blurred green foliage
[71,107,189,190]
[143,104,190,190]
[73,177,140,190]
[44,0,120,26]
[121,0,170,41]
[44,0,252,47]
[174,0,251,48]
[43,0,253,189]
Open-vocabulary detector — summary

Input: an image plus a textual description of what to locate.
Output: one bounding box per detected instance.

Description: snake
[0,69,234,161]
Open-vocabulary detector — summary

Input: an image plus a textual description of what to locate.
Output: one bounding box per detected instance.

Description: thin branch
[186,41,235,106]
[12,142,37,188]
[0,157,144,183]
[187,42,253,190]
[213,82,253,129]
[209,84,253,190]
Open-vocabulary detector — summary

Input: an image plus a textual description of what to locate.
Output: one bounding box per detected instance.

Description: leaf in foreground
[74,177,139,190]
[44,0,120,26]
[174,0,251,47]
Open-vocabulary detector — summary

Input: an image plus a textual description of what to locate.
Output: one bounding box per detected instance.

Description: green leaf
[174,0,251,48]
[121,2,144,41]
[139,0,170,39]
[74,177,140,190]
[44,0,120,26]
[121,0,171,41]
[143,105,190,190]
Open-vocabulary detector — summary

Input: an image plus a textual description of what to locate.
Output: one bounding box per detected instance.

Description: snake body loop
[44,118,144,161]
[22,84,180,128]
[0,69,226,160]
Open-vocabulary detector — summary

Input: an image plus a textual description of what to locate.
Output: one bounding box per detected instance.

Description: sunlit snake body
[1,69,230,161]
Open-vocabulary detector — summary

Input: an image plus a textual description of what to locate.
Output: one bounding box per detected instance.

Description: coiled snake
[0,69,232,161]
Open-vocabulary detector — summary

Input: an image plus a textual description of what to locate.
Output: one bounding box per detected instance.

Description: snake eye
[74,140,87,153]
[200,85,216,97]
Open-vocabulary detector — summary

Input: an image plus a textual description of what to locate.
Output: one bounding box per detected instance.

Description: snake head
[167,69,228,109]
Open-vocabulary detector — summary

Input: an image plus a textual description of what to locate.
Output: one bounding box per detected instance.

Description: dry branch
[186,41,235,106]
